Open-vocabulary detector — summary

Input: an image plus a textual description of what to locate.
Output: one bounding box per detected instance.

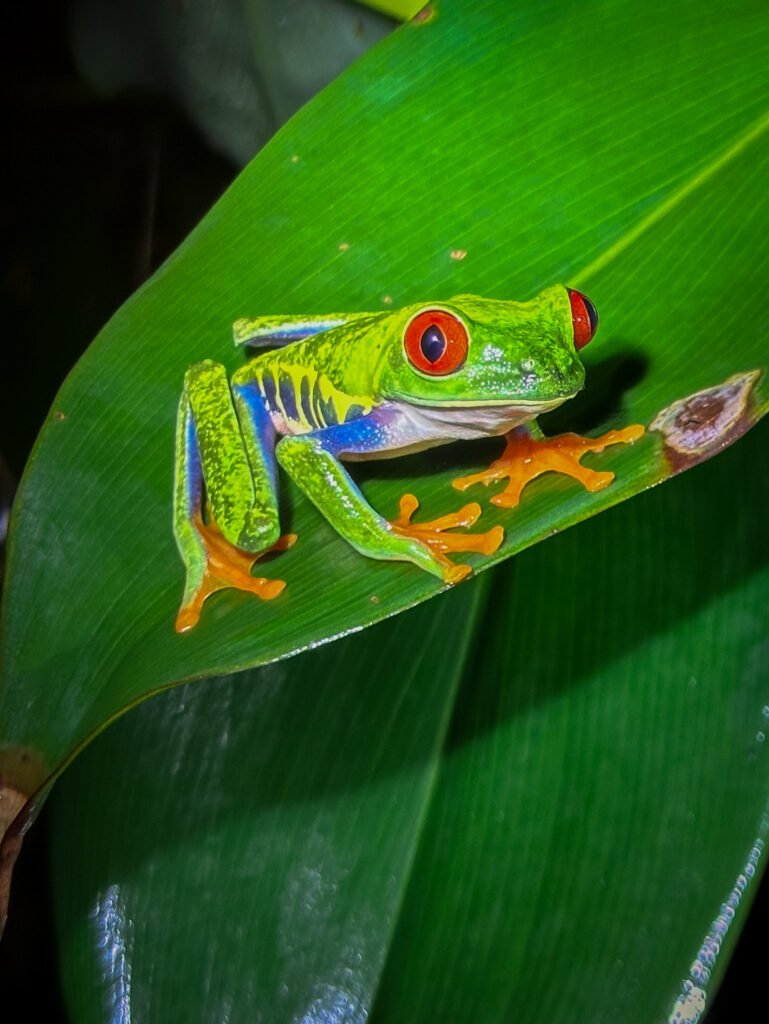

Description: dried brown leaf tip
[650,370,762,471]
[0,784,27,936]
[0,746,47,935]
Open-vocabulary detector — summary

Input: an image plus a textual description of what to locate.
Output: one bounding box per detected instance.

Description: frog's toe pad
[390,493,504,583]
[453,424,644,509]
[175,521,296,633]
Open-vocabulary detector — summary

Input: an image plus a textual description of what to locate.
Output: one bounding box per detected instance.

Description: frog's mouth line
[400,394,576,411]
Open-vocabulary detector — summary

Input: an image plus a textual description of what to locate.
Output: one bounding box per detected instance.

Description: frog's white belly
[346,397,566,461]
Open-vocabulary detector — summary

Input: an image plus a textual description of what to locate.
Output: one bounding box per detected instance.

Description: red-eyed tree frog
[173,285,643,631]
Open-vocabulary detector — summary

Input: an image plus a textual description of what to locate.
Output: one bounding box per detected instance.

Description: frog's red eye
[567,288,599,350]
[404,309,468,375]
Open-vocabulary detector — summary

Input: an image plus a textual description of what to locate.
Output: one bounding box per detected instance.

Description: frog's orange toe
[444,563,474,585]
[454,424,645,509]
[390,493,504,584]
[175,519,295,633]
[175,604,203,635]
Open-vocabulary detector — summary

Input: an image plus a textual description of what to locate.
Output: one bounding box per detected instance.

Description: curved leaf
[2,0,769,797]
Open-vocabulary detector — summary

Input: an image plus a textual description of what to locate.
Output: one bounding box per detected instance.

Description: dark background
[0,3,765,1019]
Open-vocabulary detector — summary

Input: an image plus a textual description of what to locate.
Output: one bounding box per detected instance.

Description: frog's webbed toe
[389,494,504,584]
[452,424,645,508]
[175,516,296,633]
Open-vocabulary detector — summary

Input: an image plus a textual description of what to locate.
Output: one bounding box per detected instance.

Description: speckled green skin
[376,287,584,406]
[174,285,584,600]
[232,284,583,408]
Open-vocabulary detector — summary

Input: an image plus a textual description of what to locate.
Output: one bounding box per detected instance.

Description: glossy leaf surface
[51,416,769,1022]
[2,0,769,800]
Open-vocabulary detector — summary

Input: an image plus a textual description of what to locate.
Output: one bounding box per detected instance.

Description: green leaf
[2,0,769,803]
[49,415,769,1022]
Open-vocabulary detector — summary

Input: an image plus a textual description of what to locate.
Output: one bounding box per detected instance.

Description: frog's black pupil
[584,296,599,335]
[420,325,446,363]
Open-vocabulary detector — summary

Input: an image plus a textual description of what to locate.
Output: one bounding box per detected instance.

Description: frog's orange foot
[390,493,504,584]
[175,517,297,633]
[452,424,645,509]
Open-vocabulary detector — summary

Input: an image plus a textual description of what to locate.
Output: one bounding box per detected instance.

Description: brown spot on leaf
[412,4,436,24]
[650,370,762,471]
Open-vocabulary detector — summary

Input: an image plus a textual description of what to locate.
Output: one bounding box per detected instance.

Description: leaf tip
[650,369,763,472]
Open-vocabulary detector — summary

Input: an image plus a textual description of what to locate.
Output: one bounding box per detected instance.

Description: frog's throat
[340,396,575,463]
[393,395,572,444]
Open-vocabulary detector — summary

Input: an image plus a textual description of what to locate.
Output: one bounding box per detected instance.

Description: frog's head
[377,284,596,415]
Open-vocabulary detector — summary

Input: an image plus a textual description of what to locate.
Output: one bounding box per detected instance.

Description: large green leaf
[50,414,769,1022]
[2,0,769,829]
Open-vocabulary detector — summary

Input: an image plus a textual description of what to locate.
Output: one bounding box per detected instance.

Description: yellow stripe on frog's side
[313,371,373,429]
[254,364,372,434]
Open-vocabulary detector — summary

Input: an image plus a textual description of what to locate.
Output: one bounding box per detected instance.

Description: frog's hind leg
[173,361,295,633]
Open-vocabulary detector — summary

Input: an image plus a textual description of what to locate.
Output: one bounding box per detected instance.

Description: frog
[173,284,643,632]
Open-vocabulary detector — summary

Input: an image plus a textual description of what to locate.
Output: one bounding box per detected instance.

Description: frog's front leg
[173,361,295,632]
[453,423,645,508]
[276,411,503,583]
